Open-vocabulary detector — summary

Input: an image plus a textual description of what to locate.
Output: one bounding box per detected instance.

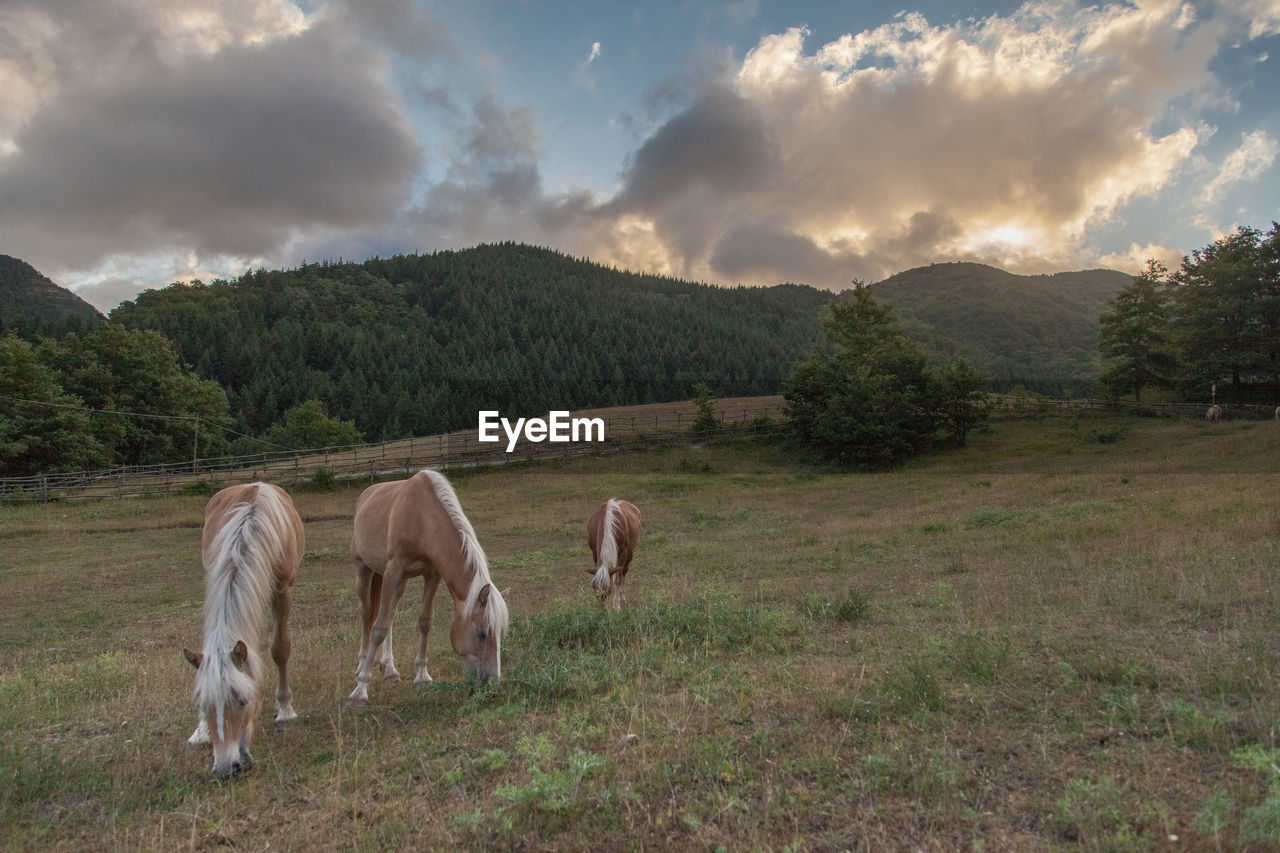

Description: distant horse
[586,499,642,609]
[183,482,304,779]
[1206,404,1223,422]
[346,469,509,705]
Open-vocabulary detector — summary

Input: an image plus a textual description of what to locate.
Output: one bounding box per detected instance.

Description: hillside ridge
[0,254,103,336]
[6,245,1131,435]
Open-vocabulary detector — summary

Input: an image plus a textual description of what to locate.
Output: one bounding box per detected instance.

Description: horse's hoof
[344,696,369,709]
[383,672,401,683]
[275,715,298,729]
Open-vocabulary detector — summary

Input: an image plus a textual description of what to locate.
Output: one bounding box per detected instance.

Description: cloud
[0,0,419,284]
[3,0,1273,306]
[573,4,1228,288]
[1233,0,1280,39]
[1203,130,1279,201]
[1096,242,1186,275]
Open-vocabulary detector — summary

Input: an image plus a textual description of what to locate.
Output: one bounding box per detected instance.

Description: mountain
[871,262,1132,395]
[111,243,833,440]
[110,247,1130,440]
[0,255,103,337]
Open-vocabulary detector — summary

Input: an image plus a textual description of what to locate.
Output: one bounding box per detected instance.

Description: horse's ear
[230,640,249,670]
[183,648,202,669]
[477,584,492,606]
[584,568,596,574]
[499,587,511,599]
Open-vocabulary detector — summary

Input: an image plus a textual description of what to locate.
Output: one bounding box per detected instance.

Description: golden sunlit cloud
[581,0,1246,288]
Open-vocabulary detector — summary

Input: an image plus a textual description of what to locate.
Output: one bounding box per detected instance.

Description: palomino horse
[346,469,509,705]
[183,482,304,778]
[586,498,641,609]
[1206,404,1224,422]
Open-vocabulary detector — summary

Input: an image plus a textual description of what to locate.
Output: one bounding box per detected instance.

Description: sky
[1,0,1278,312]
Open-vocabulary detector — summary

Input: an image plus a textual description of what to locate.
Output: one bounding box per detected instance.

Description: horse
[586,498,642,609]
[1206,404,1223,422]
[182,482,304,779]
[346,469,509,705]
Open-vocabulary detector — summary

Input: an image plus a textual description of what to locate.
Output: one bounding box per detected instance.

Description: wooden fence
[0,398,783,503]
[3,394,1270,503]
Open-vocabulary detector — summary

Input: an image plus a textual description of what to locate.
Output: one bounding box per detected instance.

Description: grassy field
[2,411,1280,851]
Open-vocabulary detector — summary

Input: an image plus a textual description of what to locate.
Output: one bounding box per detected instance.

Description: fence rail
[0,398,783,503]
[3,394,1270,503]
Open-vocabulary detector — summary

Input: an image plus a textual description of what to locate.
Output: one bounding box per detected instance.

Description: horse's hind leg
[349,564,376,705]
[366,571,400,681]
[271,581,298,726]
[349,563,409,705]
[413,574,441,684]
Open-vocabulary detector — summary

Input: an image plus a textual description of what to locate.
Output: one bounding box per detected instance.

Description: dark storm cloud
[0,1,420,270]
[611,84,778,213]
[708,222,845,285]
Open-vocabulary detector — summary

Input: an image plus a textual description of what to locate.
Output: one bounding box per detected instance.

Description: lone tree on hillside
[784,285,947,467]
[1098,260,1177,404]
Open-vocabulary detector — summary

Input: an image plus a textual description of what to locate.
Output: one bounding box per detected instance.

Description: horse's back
[350,479,404,571]
[615,500,641,568]
[204,483,303,557]
[202,482,304,584]
[350,472,462,575]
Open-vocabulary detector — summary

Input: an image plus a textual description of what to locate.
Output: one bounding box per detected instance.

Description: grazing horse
[586,499,642,609]
[346,469,509,705]
[183,482,304,779]
[1206,404,1223,422]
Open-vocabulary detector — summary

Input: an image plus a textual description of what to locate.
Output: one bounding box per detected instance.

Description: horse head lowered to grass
[346,469,509,705]
[183,482,304,779]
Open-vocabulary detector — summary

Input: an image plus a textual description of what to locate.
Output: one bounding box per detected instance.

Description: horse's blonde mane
[194,485,291,737]
[598,499,621,571]
[421,470,509,640]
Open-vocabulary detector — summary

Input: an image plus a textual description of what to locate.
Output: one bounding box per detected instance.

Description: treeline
[110,243,833,440]
[1,326,231,475]
[1099,224,1280,405]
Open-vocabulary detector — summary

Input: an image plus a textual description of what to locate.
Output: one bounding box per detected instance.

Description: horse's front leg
[611,570,627,610]
[413,575,442,684]
[379,622,399,682]
[348,564,408,705]
[271,582,298,726]
[187,716,210,746]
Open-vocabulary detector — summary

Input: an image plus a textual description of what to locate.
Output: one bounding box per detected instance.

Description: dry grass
[2,412,1280,851]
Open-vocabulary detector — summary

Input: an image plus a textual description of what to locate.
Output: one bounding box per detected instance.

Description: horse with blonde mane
[1206,404,1223,422]
[183,482,304,779]
[346,469,509,705]
[587,498,641,609]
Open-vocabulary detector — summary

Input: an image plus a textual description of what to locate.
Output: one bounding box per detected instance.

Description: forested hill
[872,262,1132,394]
[111,244,834,440]
[0,254,103,337]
